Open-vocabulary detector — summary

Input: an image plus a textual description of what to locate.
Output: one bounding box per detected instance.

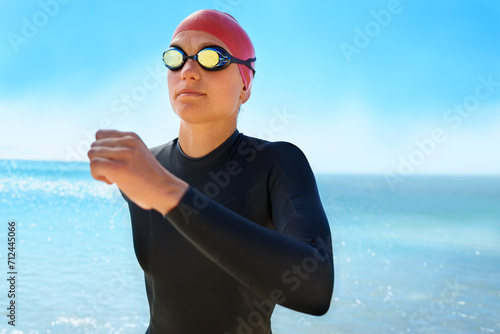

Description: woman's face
[167,30,247,126]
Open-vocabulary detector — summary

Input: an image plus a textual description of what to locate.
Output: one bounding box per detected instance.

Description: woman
[88,9,334,334]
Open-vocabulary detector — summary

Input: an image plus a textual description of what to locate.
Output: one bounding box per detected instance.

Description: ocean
[0,159,499,333]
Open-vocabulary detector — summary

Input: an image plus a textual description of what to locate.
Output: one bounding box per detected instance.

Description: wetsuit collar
[175,129,241,165]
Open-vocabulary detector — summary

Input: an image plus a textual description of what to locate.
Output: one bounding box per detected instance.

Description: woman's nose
[180,58,201,81]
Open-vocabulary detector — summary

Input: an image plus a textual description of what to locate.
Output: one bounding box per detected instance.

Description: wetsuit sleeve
[164,143,334,315]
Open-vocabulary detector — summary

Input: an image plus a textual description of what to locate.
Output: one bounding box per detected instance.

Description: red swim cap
[172,9,256,96]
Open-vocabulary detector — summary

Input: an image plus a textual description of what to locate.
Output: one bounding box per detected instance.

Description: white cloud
[259,102,500,175]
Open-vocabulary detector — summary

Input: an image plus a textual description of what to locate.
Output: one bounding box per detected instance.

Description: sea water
[0,160,499,333]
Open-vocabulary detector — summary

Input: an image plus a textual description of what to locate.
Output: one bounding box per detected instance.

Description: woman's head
[166,10,256,126]
[172,9,256,93]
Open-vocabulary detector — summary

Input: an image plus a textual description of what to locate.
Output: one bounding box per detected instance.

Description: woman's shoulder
[237,134,309,165]
[237,134,316,190]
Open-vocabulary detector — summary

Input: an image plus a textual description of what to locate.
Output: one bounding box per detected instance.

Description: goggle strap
[230,57,256,75]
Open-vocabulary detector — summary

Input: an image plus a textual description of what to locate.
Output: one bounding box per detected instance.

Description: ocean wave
[0,176,120,201]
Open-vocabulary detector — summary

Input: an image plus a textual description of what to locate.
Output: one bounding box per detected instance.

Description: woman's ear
[240,85,251,104]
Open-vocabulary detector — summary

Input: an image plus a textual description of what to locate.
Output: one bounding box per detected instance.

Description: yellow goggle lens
[197,49,220,68]
[163,49,183,68]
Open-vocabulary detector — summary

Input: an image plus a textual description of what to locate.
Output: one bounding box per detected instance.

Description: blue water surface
[0,160,499,333]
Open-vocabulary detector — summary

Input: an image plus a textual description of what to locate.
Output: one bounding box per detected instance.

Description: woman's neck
[177,120,237,158]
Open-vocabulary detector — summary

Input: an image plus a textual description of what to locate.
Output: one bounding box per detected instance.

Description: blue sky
[1,0,499,175]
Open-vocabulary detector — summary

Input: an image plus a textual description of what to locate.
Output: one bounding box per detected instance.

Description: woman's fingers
[89,156,119,184]
[87,129,188,214]
[87,146,134,161]
[96,129,140,141]
[88,130,149,187]
[91,134,143,150]
[88,130,146,185]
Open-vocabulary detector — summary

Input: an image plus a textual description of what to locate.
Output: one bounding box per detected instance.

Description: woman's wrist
[156,174,190,216]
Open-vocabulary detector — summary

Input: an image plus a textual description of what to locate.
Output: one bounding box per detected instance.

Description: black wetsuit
[125,130,334,334]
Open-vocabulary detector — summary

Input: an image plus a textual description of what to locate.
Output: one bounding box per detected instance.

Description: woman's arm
[164,142,334,315]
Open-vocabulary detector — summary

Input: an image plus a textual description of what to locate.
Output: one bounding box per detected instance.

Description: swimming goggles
[162,45,256,75]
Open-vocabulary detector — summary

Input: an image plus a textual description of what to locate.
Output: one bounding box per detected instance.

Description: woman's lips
[177,88,205,97]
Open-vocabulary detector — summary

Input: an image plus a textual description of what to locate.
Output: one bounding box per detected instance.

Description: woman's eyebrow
[199,42,221,48]
[169,43,183,50]
[168,42,225,52]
